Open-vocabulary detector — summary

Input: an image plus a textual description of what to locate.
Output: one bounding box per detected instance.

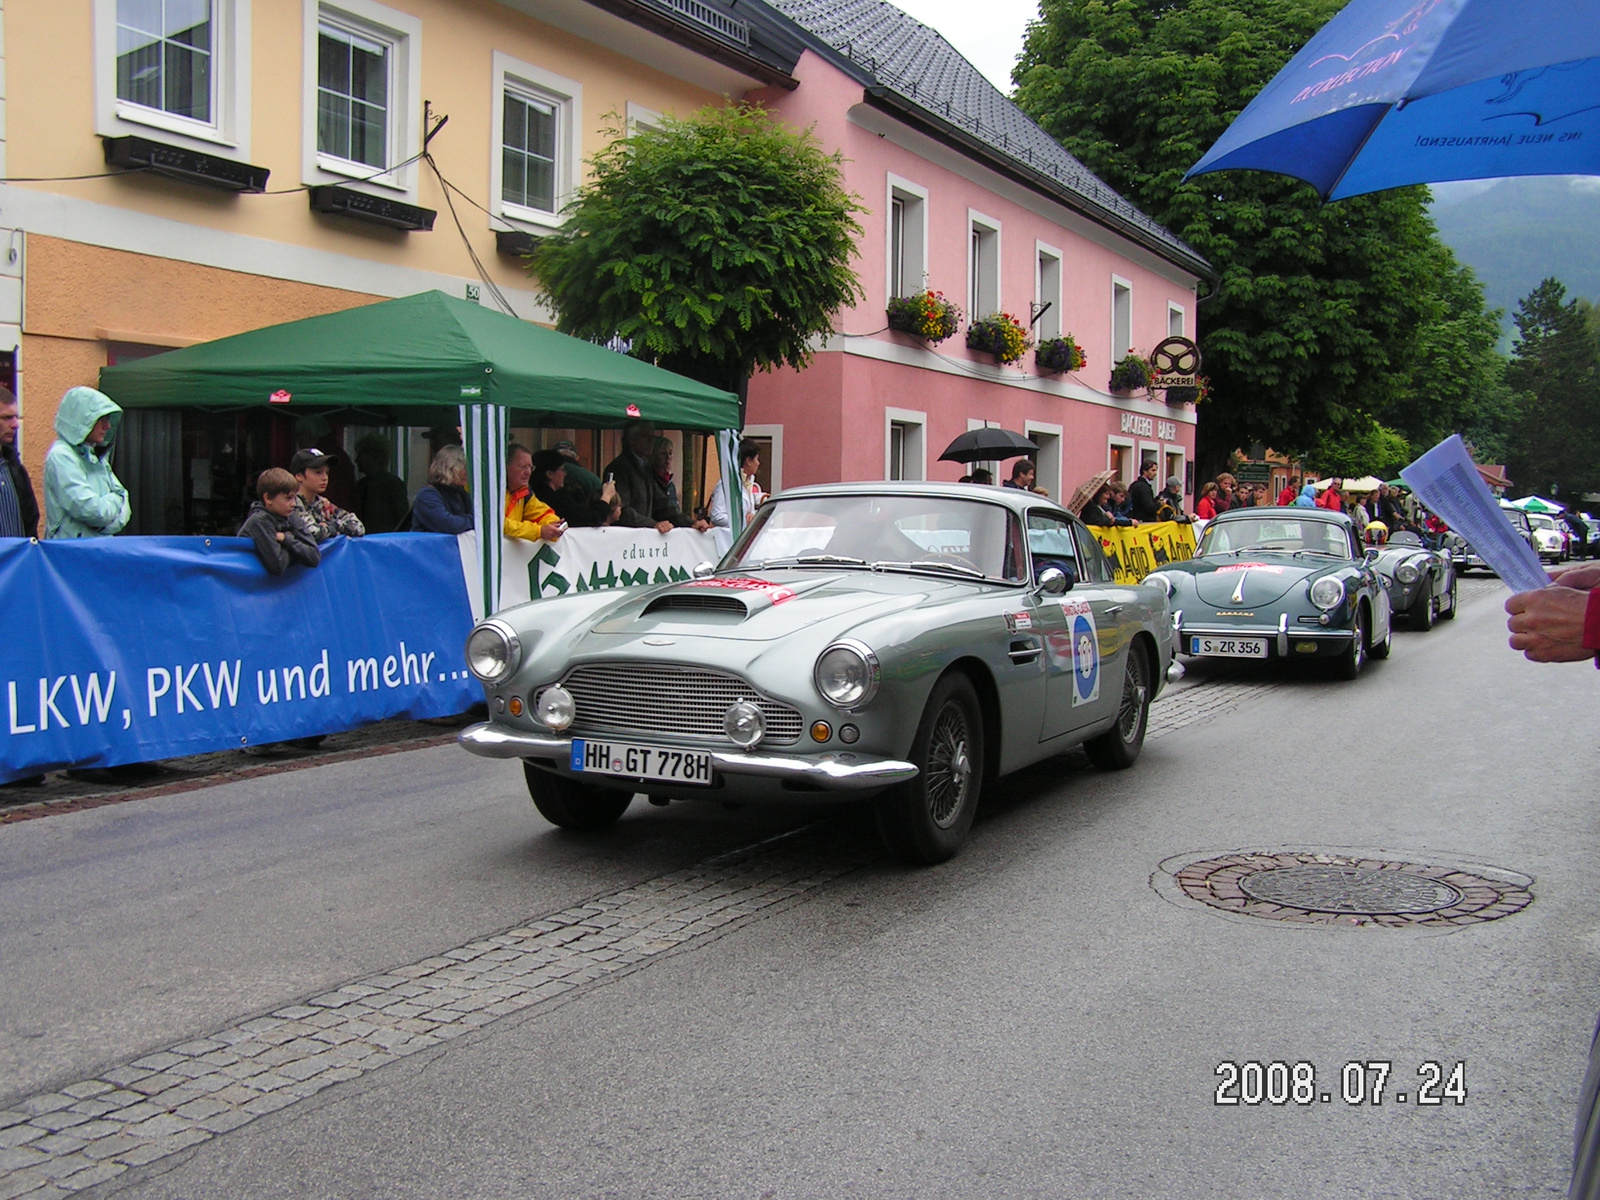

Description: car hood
[1164,554,1339,606]
[586,568,976,642]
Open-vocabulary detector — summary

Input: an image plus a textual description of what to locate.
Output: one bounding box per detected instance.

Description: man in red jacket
[1276,476,1300,506]
[1318,478,1345,512]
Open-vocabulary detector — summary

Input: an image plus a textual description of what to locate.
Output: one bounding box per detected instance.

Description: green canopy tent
[98,290,739,614]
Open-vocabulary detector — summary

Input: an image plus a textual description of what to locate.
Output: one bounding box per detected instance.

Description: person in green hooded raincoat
[44,386,130,539]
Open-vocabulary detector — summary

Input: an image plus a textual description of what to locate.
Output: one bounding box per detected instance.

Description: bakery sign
[1148,336,1201,388]
[1120,412,1179,441]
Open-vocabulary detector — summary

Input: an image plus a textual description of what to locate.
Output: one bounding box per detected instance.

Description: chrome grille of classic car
[548,663,803,745]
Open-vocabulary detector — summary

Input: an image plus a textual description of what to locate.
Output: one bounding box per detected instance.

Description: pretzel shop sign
[1149,336,1201,388]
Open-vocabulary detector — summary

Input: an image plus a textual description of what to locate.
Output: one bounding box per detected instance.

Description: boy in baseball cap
[291,447,365,542]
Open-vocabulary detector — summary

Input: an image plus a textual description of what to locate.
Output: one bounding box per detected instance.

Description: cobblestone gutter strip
[0,831,870,1198]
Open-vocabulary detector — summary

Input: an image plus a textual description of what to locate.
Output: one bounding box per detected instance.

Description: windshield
[1530,514,1558,531]
[726,494,1020,581]
[1198,516,1353,559]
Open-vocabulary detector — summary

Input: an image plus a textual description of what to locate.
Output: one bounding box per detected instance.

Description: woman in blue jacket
[44,386,129,539]
[409,446,473,534]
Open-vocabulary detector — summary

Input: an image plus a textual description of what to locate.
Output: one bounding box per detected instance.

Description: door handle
[1104,605,1124,616]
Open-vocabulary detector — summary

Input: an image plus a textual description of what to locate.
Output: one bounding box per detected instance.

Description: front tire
[1411,590,1435,631]
[523,763,633,830]
[876,673,984,865]
[1085,642,1151,770]
[1335,608,1368,680]
[1439,575,1458,620]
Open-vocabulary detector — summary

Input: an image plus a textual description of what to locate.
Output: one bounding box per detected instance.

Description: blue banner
[1,534,479,782]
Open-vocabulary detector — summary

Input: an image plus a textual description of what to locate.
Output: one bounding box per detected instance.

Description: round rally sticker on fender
[1071,611,1099,705]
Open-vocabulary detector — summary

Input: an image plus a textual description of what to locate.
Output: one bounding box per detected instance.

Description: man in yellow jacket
[505,444,563,542]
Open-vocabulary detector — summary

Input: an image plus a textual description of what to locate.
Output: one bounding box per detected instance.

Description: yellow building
[2,0,795,529]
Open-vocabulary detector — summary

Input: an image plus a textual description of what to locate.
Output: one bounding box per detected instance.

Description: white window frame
[1108,435,1134,484]
[967,209,1001,319]
[885,174,928,303]
[1111,275,1133,364]
[626,101,663,135]
[1138,440,1161,478]
[1164,444,1187,496]
[302,0,422,198]
[1034,241,1063,342]
[1168,301,1186,339]
[1024,420,1062,501]
[884,407,927,482]
[94,0,253,156]
[489,53,582,231]
[743,423,783,493]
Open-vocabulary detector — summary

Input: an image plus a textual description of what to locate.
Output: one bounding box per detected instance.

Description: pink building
[744,0,1212,506]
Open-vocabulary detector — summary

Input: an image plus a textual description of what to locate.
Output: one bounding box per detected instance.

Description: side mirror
[1364,547,1379,560]
[1037,567,1070,596]
[692,561,715,579]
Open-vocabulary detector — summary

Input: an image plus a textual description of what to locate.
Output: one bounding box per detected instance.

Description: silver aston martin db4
[458,482,1174,863]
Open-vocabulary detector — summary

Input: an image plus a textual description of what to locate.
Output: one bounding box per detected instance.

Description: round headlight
[1144,572,1175,598]
[724,700,765,749]
[1309,577,1346,610]
[814,641,879,709]
[465,621,520,684]
[1396,562,1419,584]
[535,685,575,731]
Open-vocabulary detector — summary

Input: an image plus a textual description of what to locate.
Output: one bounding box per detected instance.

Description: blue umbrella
[1185,0,1600,200]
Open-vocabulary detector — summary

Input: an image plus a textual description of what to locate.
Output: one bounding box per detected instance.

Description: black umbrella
[938,427,1039,464]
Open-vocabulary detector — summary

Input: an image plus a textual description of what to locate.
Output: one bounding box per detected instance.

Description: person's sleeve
[613,478,654,527]
[48,452,130,533]
[286,531,321,568]
[412,487,472,534]
[708,482,730,529]
[504,495,560,539]
[1584,588,1600,653]
[334,505,366,538]
[241,517,290,575]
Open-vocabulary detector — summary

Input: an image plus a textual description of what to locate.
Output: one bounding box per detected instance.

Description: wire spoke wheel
[1116,646,1149,743]
[925,703,973,829]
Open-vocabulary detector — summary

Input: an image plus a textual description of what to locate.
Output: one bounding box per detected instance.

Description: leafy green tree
[1013,0,1511,475]
[1504,278,1600,498]
[530,105,864,398]
[1305,420,1410,480]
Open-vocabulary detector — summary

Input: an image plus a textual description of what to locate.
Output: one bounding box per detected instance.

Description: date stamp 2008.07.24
[1214,1061,1467,1107]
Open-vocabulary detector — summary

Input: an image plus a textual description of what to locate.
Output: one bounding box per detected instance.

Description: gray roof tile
[764,0,1206,274]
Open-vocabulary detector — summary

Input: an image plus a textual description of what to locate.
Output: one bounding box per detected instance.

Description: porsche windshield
[729,494,1019,580]
[1198,517,1353,559]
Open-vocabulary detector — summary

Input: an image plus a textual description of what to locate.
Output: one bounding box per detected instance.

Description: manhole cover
[1164,852,1533,927]
[1238,866,1461,914]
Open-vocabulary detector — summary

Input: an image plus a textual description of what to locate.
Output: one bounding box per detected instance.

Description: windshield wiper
[752,553,868,569]
[871,559,988,579]
[1293,549,1346,559]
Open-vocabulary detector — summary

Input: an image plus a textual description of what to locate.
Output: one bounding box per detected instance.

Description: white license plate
[1190,636,1269,658]
[570,739,713,786]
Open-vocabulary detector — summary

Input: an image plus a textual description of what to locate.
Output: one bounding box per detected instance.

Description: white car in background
[1528,513,1567,563]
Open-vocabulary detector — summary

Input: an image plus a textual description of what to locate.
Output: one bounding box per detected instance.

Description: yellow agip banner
[1093,521,1198,584]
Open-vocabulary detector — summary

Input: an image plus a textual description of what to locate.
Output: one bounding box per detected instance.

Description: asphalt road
[2,576,1597,1199]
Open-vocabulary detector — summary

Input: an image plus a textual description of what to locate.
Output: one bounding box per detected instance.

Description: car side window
[1072,522,1113,583]
[1002,512,1027,582]
[1026,510,1078,586]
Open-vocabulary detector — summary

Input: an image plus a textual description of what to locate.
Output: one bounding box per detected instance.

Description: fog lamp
[535,686,575,731]
[725,701,765,749]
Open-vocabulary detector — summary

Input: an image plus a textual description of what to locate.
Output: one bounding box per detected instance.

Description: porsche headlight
[1395,562,1419,584]
[465,620,521,684]
[1143,572,1175,598]
[814,641,880,709]
[1309,577,1346,610]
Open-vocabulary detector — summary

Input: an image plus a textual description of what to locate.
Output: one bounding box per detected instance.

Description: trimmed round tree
[529,105,864,400]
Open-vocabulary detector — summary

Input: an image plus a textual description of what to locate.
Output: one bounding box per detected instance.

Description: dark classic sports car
[1369,531,1457,630]
[458,483,1175,863]
[1145,506,1392,679]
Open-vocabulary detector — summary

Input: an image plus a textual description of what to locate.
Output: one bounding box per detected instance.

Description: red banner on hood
[682,577,796,604]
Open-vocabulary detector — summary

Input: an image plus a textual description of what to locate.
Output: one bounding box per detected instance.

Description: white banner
[457,527,725,620]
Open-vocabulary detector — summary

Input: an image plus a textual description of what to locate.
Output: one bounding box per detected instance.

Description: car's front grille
[548,662,803,745]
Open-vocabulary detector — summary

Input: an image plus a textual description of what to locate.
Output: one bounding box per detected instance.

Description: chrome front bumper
[457,722,918,790]
[1172,611,1354,658]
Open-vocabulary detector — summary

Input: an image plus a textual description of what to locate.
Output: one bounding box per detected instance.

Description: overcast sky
[888,0,1039,93]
